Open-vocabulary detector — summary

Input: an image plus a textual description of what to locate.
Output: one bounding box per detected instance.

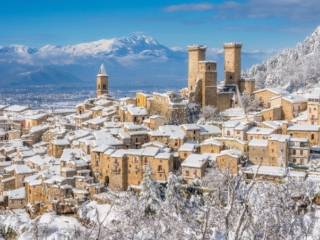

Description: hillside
[246,26,320,92]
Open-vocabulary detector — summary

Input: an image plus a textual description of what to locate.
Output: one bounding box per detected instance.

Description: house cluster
[0,42,320,215]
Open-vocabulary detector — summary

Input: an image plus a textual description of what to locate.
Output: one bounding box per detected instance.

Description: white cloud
[164,3,214,12]
[164,0,320,21]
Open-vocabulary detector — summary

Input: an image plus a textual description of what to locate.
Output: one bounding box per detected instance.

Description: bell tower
[96,64,108,97]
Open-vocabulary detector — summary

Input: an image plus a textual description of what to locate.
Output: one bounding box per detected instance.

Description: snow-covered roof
[287,124,320,132]
[218,149,243,158]
[221,108,245,118]
[223,120,241,128]
[4,187,25,200]
[181,154,208,168]
[181,124,201,131]
[247,127,274,135]
[292,110,308,122]
[282,95,307,104]
[60,148,84,162]
[262,120,286,130]
[150,125,185,139]
[242,165,287,177]
[155,152,171,160]
[253,88,284,95]
[111,149,127,158]
[29,124,49,134]
[25,113,47,120]
[5,164,34,174]
[269,134,290,142]
[25,154,50,167]
[142,141,166,149]
[127,105,148,116]
[4,105,29,113]
[86,117,106,125]
[249,139,268,147]
[200,138,223,146]
[97,63,108,76]
[52,138,70,146]
[290,137,308,142]
[178,142,198,152]
[199,125,221,135]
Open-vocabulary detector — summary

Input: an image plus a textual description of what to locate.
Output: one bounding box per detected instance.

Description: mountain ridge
[0,32,269,90]
[246,26,320,92]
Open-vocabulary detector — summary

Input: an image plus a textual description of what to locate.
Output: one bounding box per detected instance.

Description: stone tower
[96,64,108,97]
[188,45,206,92]
[224,43,242,86]
[198,61,217,107]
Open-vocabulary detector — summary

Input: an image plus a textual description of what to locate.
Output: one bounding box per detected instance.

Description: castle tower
[188,45,206,92]
[198,61,217,107]
[224,43,242,86]
[96,64,108,97]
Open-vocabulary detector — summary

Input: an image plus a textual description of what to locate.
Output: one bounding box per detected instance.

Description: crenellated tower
[198,61,217,107]
[224,43,242,86]
[188,45,206,92]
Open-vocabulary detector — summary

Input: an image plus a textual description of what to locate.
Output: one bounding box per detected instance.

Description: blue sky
[0,0,319,51]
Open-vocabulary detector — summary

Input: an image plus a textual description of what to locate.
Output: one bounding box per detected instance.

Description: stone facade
[96,64,109,97]
[188,45,206,92]
[224,43,242,87]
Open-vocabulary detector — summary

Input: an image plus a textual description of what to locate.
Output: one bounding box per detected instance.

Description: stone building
[149,92,188,124]
[216,149,243,175]
[287,124,320,146]
[187,46,218,108]
[248,134,310,167]
[307,93,320,125]
[224,43,242,87]
[181,154,209,183]
[96,64,108,97]
[188,45,206,93]
[48,139,70,158]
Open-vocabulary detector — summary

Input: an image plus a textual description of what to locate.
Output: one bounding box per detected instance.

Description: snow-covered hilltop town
[1,42,320,239]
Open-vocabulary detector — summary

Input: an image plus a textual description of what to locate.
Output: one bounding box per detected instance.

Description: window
[185,170,189,176]
[311,134,315,140]
[300,150,303,155]
[293,149,296,155]
[158,165,162,172]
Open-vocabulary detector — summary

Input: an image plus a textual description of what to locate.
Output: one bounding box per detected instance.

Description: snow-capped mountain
[0,32,267,90]
[0,33,179,65]
[246,26,320,92]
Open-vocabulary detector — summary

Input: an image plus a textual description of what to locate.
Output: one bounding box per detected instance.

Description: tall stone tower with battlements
[224,43,242,86]
[188,45,206,92]
[198,61,217,107]
[96,64,109,97]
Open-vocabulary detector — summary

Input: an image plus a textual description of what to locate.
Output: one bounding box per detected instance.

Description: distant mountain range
[247,26,320,93]
[0,33,269,91]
